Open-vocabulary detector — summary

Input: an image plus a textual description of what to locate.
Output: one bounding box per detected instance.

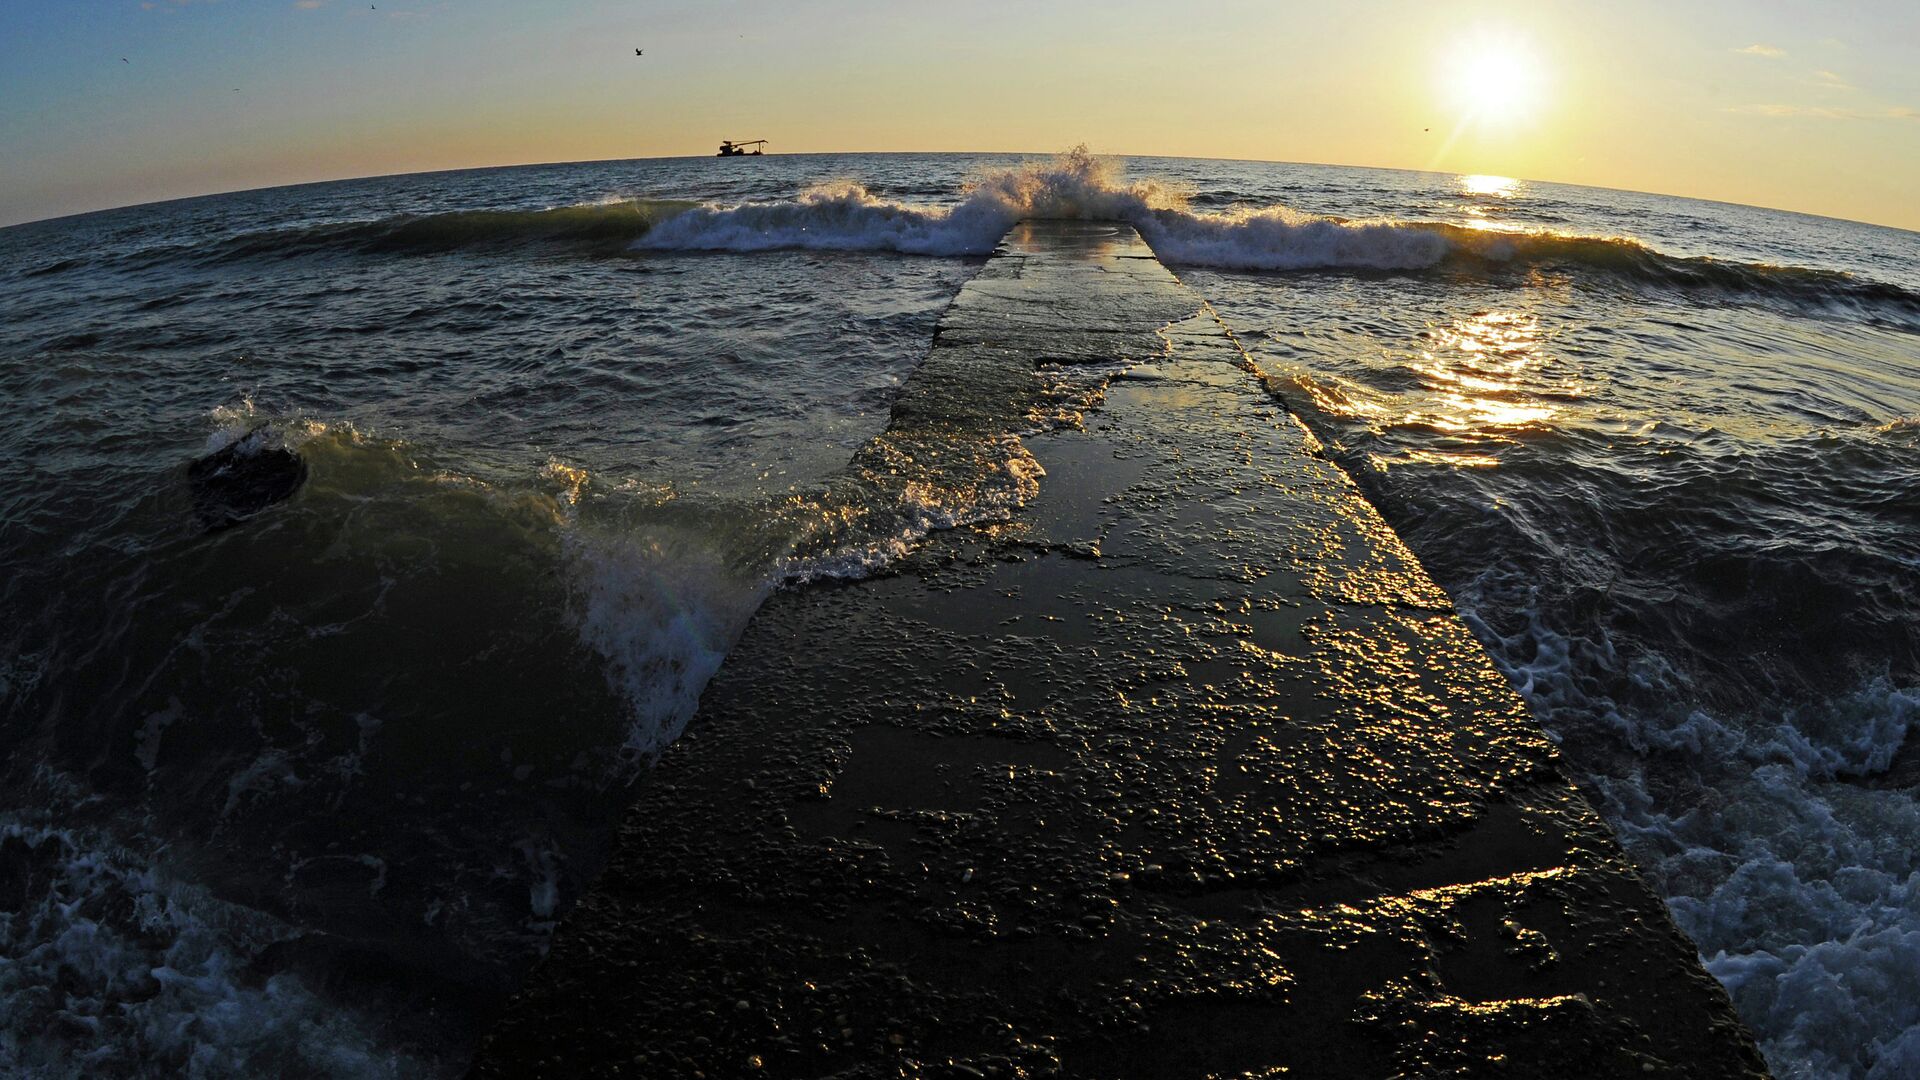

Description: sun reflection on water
[1457,174,1533,228]
[1460,174,1521,198]
[1276,305,1584,471]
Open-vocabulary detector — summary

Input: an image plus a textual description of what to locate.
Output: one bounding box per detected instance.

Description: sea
[1,149,1916,1078]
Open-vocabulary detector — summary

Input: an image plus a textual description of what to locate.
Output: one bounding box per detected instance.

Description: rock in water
[188,426,308,531]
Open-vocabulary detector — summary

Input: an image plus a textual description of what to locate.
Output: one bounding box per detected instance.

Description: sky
[2,0,1917,230]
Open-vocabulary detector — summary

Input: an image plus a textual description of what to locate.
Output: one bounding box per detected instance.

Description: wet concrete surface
[470,222,1768,1078]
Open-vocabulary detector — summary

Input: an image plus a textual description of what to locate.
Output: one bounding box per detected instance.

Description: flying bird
[635,48,643,56]
[121,57,129,64]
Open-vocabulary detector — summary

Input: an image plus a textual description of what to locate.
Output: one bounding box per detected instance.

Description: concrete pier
[470,222,1766,1078]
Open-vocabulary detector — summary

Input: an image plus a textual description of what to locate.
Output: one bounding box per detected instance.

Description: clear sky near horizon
[2,0,1917,230]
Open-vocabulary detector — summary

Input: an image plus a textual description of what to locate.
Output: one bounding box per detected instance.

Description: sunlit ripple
[1371,448,1504,470]
[1280,312,1574,471]
[1371,310,1576,466]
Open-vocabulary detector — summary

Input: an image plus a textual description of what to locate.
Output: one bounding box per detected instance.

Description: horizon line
[3,149,1915,238]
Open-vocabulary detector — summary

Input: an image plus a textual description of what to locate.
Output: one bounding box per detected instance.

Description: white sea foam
[1462,592,1920,1079]
[1649,683,1920,1080]
[562,512,770,759]
[0,821,423,1079]
[779,433,1046,584]
[205,396,340,456]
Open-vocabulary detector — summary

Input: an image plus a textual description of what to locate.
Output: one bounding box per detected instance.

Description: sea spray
[636,146,1188,256]
[563,511,771,760]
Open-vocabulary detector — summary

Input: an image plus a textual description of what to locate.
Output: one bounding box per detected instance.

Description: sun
[1443,30,1547,127]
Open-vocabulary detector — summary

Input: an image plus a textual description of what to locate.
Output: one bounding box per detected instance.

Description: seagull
[634,48,643,56]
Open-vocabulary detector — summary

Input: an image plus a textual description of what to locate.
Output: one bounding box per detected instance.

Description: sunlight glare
[1443,30,1546,127]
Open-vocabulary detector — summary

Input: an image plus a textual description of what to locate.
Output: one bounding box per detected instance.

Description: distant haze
[2,0,1917,230]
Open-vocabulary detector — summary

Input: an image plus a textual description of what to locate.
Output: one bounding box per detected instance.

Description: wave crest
[1142,206,1457,271]
[89,149,1920,325]
[1141,208,1920,320]
[157,199,699,266]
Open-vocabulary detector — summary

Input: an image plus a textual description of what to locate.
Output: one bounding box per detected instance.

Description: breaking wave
[637,146,1187,256]
[79,147,1920,327]
[1141,208,1920,322]
[637,148,1920,322]
[562,405,1063,756]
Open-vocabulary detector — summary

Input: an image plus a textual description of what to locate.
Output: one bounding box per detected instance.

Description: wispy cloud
[1807,69,1854,90]
[1735,44,1787,58]
[1728,103,1918,121]
[1727,104,1846,118]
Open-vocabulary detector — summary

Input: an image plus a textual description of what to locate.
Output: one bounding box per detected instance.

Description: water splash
[638,146,1187,256]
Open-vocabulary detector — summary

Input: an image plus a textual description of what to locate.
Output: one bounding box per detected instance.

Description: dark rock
[187,425,307,531]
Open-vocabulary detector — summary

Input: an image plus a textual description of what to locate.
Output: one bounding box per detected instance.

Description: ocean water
[1,150,1916,1077]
